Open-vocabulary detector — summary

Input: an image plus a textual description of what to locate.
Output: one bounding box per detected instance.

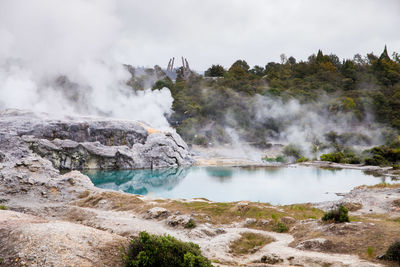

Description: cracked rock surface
[0,109,193,170]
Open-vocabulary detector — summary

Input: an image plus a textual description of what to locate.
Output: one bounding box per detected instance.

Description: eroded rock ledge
[0,109,193,170]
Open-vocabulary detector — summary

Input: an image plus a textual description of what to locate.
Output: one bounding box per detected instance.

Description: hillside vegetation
[127,47,400,165]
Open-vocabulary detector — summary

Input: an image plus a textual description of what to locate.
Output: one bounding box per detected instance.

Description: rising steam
[0,0,173,129]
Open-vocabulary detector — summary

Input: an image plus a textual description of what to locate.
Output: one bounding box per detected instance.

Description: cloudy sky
[115,0,400,70]
[1,0,400,72]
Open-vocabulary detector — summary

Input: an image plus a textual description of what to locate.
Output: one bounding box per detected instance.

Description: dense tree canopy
[128,47,400,149]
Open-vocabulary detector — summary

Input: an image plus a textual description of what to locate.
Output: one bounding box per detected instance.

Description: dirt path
[55,205,382,266]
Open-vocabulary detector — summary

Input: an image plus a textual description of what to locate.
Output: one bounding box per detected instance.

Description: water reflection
[84,166,397,204]
[85,168,189,195]
[205,167,233,182]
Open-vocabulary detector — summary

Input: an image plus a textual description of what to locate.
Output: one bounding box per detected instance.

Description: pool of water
[84,166,395,205]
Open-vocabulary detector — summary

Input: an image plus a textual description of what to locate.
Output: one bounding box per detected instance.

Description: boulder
[261,253,283,264]
[0,109,194,170]
[145,207,170,219]
[295,238,334,251]
[166,215,193,227]
[280,216,297,225]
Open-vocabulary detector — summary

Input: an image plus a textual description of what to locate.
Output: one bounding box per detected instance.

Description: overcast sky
[1,0,400,72]
[114,0,400,71]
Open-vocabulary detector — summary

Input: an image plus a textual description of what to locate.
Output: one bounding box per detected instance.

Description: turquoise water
[84,166,394,205]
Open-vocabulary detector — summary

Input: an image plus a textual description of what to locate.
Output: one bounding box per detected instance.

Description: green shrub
[273,222,289,233]
[282,144,303,160]
[122,231,212,267]
[263,155,286,163]
[297,156,309,163]
[275,155,286,163]
[0,205,7,210]
[322,205,349,223]
[367,247,374,257]
[320,150,361,164]
[320,152,344,163]
[383,241,400,263]
[185,219,196,229]
[364,155,388,166]
[193,136,208,146]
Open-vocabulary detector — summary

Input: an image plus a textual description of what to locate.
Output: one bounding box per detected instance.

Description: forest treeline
[126,47,400,165]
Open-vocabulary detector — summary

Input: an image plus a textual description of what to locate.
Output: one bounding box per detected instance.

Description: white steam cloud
[0,0,173,129]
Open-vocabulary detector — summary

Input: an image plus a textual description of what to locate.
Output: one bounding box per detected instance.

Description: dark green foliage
[363,139,400,166]
[152,77,174,90]
[320,152,344,163]
[322,205,349,223]
[282,144,303,160]
[193,136,208,146]
[263,155,286,163]
[297,156,309,163]
[383,240,400,263]
[320,147,361,164]
[185,219,196,229]
[124,48,400,148]
[122,231,213,267]
[273,222,289,233]
[0,205,7,210]
[204,65,225,77]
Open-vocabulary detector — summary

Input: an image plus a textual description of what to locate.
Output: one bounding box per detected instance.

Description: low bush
[320,149,361,164]
[320,151,344,163]
[297,156,309,163]
[185,219,196,229]
[193,135,208,146]
[363,140,400,166]
[229,232,274,255]
[273,222,289,233]
[0,205,7,210]
[122,231,212,267]
[322,205,349,223]
[263,155,286,163]
[282,144,303,160]
[383,241,400,263]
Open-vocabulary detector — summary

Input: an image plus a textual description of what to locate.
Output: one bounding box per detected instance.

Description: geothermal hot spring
[84,166,396,205]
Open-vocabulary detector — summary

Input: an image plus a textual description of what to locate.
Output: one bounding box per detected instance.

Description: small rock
[98,199,108,205]
[166,214,192,227]
[258,219,272,226]
[236,202,249,211]
[295,238,334,251]
[215,228,226,234]
[244,218,257,225]
[145,207,170,219]
[251,245,262,253]
[280,216,296,225]
[261,254,283,264]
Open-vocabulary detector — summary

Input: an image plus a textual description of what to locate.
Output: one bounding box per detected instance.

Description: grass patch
[367,247,374,258]
[0,205,7,210]
[78,190,90,198]
[359,182,400,189]
[160,201,323,228]
[185,219,196,229]
[229,232,274,255]
[273,222,289,233]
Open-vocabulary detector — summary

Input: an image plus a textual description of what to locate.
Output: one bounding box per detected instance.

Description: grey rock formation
[0,109,194,170]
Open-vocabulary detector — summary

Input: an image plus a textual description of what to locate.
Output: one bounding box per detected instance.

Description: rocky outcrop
[0,109,193,170]
[0,210,127,267]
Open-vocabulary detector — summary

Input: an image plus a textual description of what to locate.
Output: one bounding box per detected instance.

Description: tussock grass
[230,232,274,255]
